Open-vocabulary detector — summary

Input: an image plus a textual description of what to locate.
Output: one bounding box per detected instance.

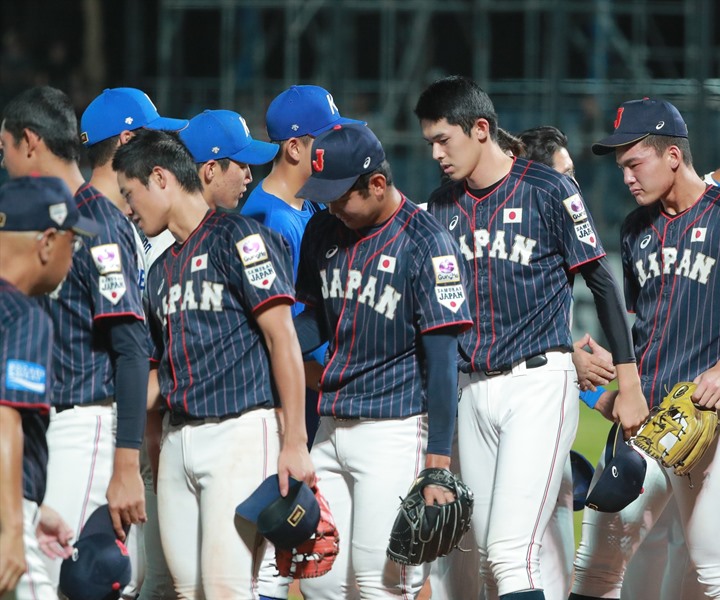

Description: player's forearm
[0,407,25,535]
[271,343,309,447]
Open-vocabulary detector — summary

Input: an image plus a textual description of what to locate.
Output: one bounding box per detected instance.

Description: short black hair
[518,126,569,168]
[643,135,692,166]
[86,135,120,169]
[414,75,498,140]
[2,86,81,163]
[112,129,203,193]
[348,160,393,197]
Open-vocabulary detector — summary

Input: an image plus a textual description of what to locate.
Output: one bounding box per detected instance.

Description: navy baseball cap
[236,475,320,550]
[59,505,132,600]
[569,450,595,512]
[592,97,688,155]
[296,123,386,204]
[80,87,189,146]
[585,423,647,513]
[179,109,279,165]
[266,85,365,142]
[0,176,99,236]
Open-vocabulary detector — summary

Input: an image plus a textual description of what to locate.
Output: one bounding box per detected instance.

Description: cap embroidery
[613,107,624,130]
[212,147,220,154]
[125,117,133,125]
[655,121,665,130]
[363,157,371,169]
[312,149,325,172]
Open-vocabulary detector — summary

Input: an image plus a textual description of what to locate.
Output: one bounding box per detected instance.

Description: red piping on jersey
[252,294,295,314]
[75,183,104,207]
[77,416,103,535]
[325,196,414,416]
[526,371,568,587]
[421,320,473,335]
[93,311,145,322]
[568,254,607,274]
[0,400,51,415]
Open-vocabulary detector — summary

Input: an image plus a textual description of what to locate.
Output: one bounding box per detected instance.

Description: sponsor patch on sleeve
[435,284,466,313]
[244,261,277,289]
[562,194,588,223]
[432,255,461,284]
[98,273,127,304]
[236,234,269,266]
[90,243,123,274]
[432,255,465,312]
[5,359,46,394]
[574,222,597,248]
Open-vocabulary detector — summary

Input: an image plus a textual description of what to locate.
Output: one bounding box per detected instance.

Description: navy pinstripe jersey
[621,186,720,408]
[0,279,51,504]
[145,211,296,418]
[295,196,473,419]
[38,184,145,407]
[427,158,606,373]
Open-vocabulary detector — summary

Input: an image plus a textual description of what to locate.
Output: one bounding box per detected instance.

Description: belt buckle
[483,369,505,377]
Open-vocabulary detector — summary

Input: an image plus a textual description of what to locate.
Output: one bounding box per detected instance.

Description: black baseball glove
[386,468,474,566]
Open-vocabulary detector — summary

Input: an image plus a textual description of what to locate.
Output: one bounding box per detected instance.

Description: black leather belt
[168,411,241,427]
[483,352,548,377]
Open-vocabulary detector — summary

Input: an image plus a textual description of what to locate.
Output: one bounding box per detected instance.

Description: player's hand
[693,363,720,410]
[106,448,147,540]
[613,364,649,439]
[422,454,455,505]
[0,526,25,594]
[35,504,74,560]
[277,441,315,497]
[594,390,618,422]
[573,333,616,391]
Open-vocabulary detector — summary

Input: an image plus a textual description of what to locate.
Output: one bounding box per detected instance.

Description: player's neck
[262,163,307,210]
[660,168,707,216]
[89,164,128,213]
[168,192,212,244]
[465,144,513,190]
[35,156,85,197]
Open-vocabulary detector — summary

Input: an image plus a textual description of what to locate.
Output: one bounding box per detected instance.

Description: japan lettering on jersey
[427,158,606,373]
[145,211,296,418]
[296,197,472,420]
[38,184,146,407]
[0,279,52,504]
[621,187,720,407]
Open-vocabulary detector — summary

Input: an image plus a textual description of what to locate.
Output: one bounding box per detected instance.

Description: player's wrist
[113,447,141,469]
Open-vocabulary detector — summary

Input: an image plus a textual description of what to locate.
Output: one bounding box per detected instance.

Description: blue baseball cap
[59,505,132,600]
[179,109,279,165]
[592,97,688,155]
[80,87,189,146]
[0,176,99,236]
[585,423,647,513]
[236,475,320,550]
[569,450,595,512]
[295,123,386,204]
[266,85,365,142]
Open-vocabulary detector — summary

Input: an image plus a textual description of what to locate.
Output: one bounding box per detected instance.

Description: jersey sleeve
[0,308,53,413]
[217,220,296,313]
[295,216,325,308]
[545,180,606,271]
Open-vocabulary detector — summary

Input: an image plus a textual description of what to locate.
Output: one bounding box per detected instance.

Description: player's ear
[119,130,134,145]
[199,160,216,184]
[36,228,57,264]
[23,127,42,156]
[666,145,682,171]
[152,165,170,189]
[473,118,490,142]
[368,173,387,196]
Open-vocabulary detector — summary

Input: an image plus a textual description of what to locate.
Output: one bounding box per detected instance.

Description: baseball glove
[275,485,339,579]
[386,468,474,566]
[631,382,719,476]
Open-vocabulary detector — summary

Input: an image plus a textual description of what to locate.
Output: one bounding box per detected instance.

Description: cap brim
[591,132,649,155]
[229,139,279,165]
[296,174,359,203]
[71,216,102,238]
[145,116,190,133]
[78,504,130,539]
[310,116,367,138]
[236,475,284,523]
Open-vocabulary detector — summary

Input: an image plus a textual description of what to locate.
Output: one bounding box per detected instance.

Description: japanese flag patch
[191,253,208,272]
[563,194,588,223]
[244,261,277,289]
[99,273,127,304]
[236,234,269,266]
[503,208,522,224]
[574,222,597,248]
[691,227,706,242]
[91,244,122,274]
[378,255,396,273]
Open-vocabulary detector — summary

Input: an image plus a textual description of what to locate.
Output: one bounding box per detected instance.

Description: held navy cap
[569,449,595,512]
[0,176,100,237]
[592,98,688,155]
[266,85,365,142]
[295,123,386,204]
[585,423,647,513]
[179,109,279,165]
[59,505,132,600]
[236,475,320,550]
[80,87,189,146]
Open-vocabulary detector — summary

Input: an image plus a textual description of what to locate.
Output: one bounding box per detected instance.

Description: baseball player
[569,98,720,599]
[703,166,720,186]
[0,176,98,598]
[414,76,648,600]
[239,85,362,600]
[1,86,149,594]
[80,87,189,599]
[291,123,472,599]
[112,128,314,599]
